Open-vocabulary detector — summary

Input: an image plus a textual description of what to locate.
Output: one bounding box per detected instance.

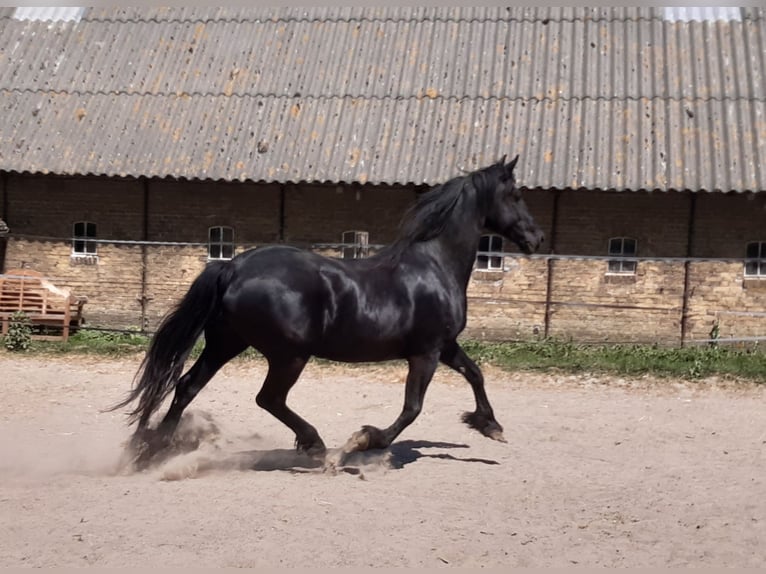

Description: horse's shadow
[204,439,500,474]
[388,440,501,468]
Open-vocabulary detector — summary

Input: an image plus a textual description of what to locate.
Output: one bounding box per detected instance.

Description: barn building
[0,7,764,344]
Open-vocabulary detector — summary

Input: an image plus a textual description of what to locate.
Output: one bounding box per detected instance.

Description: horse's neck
[428,206,483,289]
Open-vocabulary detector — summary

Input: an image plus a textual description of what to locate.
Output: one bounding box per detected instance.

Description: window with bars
[745,241,766,277]
[208,226,234,260]
[476,234,504,271]
[341,230,369,259]
[72,221,97,256]
[607,237,637,274]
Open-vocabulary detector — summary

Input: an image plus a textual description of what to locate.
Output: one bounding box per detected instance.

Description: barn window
[476,234,504,271]
[341,230,369,259]
[208,226,234,260]
[72,221,97,256]
[745,242,766,277]
[607,237,637,274]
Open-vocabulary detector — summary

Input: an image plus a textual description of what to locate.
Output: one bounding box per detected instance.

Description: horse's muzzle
[522,232,544,254]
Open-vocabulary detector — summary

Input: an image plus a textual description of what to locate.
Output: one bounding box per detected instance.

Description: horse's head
[481,155,544,255]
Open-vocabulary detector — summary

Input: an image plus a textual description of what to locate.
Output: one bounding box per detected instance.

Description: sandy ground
[0,352,764,567]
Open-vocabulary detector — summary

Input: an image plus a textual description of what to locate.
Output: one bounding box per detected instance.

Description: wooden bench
[0,269,87,342]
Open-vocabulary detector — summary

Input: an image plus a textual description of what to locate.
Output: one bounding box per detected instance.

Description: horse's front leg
[439,340,505,442]
[342,351,439,453]
[256,355,327,457]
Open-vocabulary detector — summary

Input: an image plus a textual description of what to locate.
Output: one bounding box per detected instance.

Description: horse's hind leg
[133,327,247,464]
[256,355,326,456]
[343,351,439,453]
[439,340,505,442]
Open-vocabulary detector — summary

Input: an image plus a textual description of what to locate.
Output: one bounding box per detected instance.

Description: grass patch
[460,339,766,381]
[3,330,765,382]
[28,328,151,358]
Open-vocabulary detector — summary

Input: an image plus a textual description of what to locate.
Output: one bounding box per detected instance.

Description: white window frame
[476,234,504,271]
[607,237,637,275]
[72,221,97,256]
[341,230,369,259]
[745,241,766,278]
[208,226,234,261]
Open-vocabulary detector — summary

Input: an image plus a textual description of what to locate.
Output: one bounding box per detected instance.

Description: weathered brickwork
[554,189,692,257]
[546,261,686,343]
[141,180,282,329]
[2,173,764,344]
[465,260,549,340]
[146,180,281,244]
[693,193,766,258]
[685,263,766,343]
[3,175,145,326]
[683,193,766,343]
[284,183,417,245]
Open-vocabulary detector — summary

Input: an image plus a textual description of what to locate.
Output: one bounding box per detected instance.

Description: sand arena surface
[0,354,764,567]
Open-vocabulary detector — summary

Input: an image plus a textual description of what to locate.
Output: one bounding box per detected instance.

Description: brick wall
[555,189,692,256]
[142,180,281,328]
[545,261,686,343]
[2,175,284,327]
[465,259,549,340]
[2,173,764,344]
[542,190,691,343]
[4,174,146,327]
[684,193,766,342]
[146,180,281,244]
[284,183,416,245]
[685,262,766,342]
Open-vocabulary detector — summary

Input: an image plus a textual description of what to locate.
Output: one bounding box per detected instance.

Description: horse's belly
[313,331,405,363]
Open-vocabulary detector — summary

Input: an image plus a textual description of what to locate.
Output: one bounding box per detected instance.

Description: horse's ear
[507,154,519,172]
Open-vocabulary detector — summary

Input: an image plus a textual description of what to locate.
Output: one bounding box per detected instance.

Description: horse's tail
[110,260,236,427]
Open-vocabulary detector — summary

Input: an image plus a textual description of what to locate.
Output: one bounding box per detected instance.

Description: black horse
[112,155,544,465]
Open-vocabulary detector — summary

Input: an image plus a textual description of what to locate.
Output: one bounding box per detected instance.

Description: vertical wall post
[140,177,150,332]
[0,172,8,273]
[680,192,697,347]
[1,171,7,221]
[279,184,286,242]
[543,189,561,339]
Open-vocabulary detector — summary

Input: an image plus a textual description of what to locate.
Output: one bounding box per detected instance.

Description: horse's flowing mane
[374,159,506,263]
[399,177,465,243]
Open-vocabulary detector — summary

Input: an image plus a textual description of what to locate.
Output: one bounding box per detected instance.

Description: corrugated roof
[0,7,764,191]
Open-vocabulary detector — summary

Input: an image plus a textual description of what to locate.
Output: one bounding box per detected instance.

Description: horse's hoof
[128,442,157,471]
[488,428,507,443]
[297,442,327,460]
[344,425,389,453]
[462,411,507,443]
[126,428,171,471]
[295,431,327,458]
[343,429,370,453]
